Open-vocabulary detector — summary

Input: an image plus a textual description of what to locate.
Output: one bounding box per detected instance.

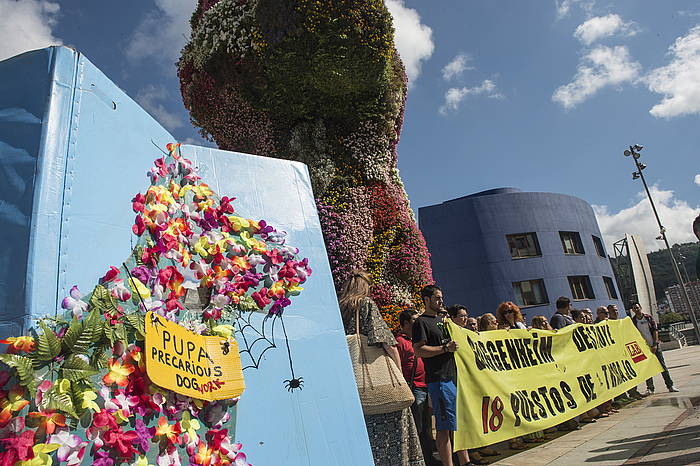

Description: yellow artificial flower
[17,443,60,466]
[211,325,234,339]
[128,277,151,300]
[81,390,100,412]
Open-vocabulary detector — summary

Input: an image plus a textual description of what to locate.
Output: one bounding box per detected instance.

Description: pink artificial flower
[109,279,131,301]
[49,431,88,466]
[61,285,88,319]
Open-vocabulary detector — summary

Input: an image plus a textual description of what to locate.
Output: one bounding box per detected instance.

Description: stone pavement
[490,345,700,466]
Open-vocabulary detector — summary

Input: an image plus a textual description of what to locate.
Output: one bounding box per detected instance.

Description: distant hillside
[611,241,700,301]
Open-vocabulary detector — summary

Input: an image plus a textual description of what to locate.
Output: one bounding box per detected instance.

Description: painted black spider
[283,377,304,392]
[221,340,230,355]
[149,313,166,332]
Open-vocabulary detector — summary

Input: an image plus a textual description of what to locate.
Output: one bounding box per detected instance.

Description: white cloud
[644,26,700,118]
[555,0,594,19]
[695,174,700,186]
[439,79,503,114]
[442,54,472,80]
[385,0,434,85]
[574,14,638,45]
[135,85,183,131]
[552,45,641,109]
[593,186,700,254]
[0,0,61,61]
[125,0,196,66]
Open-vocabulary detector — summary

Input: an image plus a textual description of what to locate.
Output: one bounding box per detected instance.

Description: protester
[607,304,620,320]
[550,296,575,329]
[530,315,553,331]
[465,317,479,332]
[477,310,529,450]
[446,305,496,464]
[413,285,472,466]
[447,304,470,329]
[548,297,580,431]
[339,271,425,466]
[396,310,435,465]
[478,313,498,331]
[581,308,592,323]
[630,302,680,394]
[571,309,585,323]
[594,306,609,323]
[496,301,527,329]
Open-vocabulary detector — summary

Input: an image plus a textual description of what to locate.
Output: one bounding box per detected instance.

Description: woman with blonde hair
[496,301,527,330]
[339,270,425,466]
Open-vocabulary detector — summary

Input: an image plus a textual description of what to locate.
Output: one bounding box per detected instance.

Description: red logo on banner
[626,342,647,363]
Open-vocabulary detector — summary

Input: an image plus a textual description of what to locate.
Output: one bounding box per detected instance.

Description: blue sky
[2,0,699,253]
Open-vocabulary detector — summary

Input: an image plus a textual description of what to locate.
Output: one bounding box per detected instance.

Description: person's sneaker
[643,390,654,396]
[669,386,680,393]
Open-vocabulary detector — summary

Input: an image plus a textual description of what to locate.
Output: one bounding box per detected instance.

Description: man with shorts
[413,285,470,466]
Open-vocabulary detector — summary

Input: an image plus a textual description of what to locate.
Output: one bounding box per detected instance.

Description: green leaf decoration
[0,354,38,394]
[90,347,109,370]
[89,284,118,314]
[36,321,61,361]
[61,318,83,353]
[124,312,145,340]
[60,356,98,383]
[41,389,78,418]
[71,310,101,354]
[62,354,97,371]
[114,324,127,346]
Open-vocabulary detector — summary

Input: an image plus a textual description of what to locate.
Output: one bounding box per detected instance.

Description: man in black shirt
[413,285,469,466]
[550,296,575,329]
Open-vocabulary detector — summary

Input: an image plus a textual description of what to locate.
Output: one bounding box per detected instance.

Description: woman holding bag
[340,271,425,466]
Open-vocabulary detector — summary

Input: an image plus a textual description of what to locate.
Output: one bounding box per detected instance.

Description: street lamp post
[624,144,700,344]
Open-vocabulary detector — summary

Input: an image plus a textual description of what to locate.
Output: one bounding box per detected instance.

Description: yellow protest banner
[145,312,245,401]
[448,318,663,449]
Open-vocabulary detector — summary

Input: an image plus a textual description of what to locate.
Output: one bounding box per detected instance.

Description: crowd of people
[338,271,679,466]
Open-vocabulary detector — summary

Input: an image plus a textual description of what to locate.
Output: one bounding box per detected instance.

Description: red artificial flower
[0,430,35,464]
[99,266,121,284]
[133,215,146,236]
[251,288,271,309]
[103,427,139,458]
[132,193,146,213]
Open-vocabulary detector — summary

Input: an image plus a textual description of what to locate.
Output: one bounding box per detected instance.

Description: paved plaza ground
[491,344,700,465]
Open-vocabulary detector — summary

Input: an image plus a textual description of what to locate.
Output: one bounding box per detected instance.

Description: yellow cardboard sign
[449,318,663,449]
[145,312,245,401]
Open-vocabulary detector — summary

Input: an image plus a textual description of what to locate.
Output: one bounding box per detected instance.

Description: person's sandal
[509,441,527,450]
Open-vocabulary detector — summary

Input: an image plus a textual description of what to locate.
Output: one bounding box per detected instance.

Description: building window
[513,279,549,307]
[560,231,585,255]
[592,235,606,258]
[603,276,618,299]
[506,233,542,259]
[568,275,595,300]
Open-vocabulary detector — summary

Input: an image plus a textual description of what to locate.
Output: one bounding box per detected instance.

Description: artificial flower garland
[0,143,312,465]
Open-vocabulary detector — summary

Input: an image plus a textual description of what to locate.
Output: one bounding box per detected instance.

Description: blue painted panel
[0,48,54,336]
[0,47,372,465]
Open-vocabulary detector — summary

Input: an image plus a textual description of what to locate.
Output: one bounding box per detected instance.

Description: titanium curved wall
[419,188,623,321]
